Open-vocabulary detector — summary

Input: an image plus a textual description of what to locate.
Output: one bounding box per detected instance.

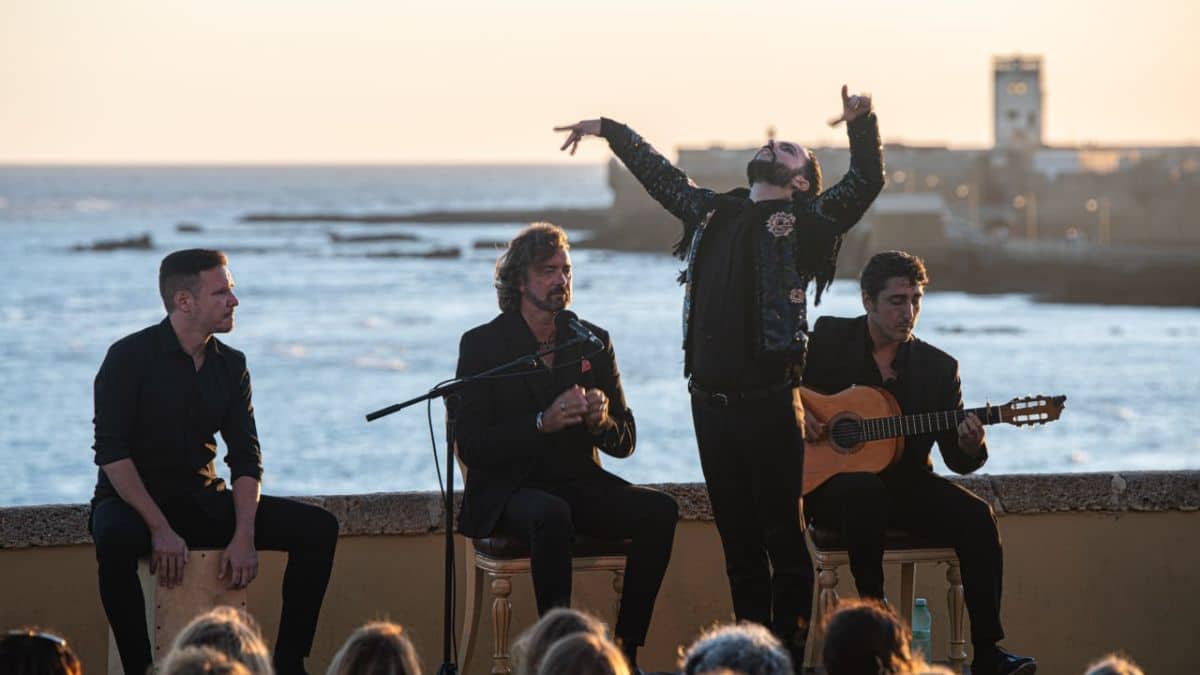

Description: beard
[527,285,571,312]
[746,158,804,188]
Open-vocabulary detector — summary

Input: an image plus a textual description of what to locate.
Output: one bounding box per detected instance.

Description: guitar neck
[862,405,1002,442]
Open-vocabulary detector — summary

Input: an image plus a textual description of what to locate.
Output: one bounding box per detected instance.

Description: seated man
[90,249,339,675]
[450,223,678,671]
[801,250,1035,675]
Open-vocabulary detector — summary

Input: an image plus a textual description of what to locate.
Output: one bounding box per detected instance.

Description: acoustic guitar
[797,385,1066,495]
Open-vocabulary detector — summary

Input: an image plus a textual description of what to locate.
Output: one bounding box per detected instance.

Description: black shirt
[689,199,793,390]
[91,318,263,506]
[858,325,913,406]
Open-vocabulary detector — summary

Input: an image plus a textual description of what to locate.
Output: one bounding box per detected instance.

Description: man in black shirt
[556,87,884,656]
[802,251,1036,675]
[450,224,677,670]
[90,249,339,675]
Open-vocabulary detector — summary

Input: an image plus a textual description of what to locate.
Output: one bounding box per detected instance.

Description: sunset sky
[1,0,1195,163]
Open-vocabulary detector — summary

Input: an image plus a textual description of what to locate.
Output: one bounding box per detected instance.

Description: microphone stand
[364,335,590,675]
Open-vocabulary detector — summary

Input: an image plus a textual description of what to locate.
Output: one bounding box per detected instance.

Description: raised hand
[554,119,603,156]
[828,84,873,127]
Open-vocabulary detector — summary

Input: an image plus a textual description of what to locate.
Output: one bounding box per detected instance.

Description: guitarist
[802,250,1036,675]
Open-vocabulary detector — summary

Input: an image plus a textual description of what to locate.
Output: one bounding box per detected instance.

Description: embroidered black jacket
[600,114,885,376]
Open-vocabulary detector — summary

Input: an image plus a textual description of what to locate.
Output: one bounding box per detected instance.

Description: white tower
[993,55,1044,150]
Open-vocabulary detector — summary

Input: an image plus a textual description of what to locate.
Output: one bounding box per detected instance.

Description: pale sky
[1,0,1196,163]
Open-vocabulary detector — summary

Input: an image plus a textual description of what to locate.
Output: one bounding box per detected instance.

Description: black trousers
[495,477,678,645]
[91,493,339,675]
[690,392,813,644]
[805,470,1006,649]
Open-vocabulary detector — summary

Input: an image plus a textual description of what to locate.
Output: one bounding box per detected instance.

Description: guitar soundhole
[829,418,863,453]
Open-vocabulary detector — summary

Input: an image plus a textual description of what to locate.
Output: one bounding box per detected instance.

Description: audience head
[161,646,253,675]
[1084,653,1144,675]
[170,606,273,675]
[681,623,793,675]
[512,608,607,675]
[325,621,421,675]
[822,599,916,675]
[536,633,629,675]
[0,629,81,675]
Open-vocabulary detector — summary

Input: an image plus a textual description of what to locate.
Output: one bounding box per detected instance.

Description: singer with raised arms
[556,85,884,659]
[448,223,678,672]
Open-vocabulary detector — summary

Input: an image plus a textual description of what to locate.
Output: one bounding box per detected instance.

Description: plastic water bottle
[912,598,933,662]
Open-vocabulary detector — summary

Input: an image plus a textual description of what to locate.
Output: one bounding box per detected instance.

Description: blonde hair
[1084,653,1144,675]
[161,646,253,675]
[325,622,421,675]
[536,633,629,675]
[170,606,273,675]
[512,608,607,675]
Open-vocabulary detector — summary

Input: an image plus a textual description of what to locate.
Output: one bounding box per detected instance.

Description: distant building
[993,55,1044,150]
[607,55,1200,251]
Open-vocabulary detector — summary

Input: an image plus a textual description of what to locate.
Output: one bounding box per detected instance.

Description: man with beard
[450,223,678,671]
[90,249,339,675]
[802,251,1036,675]
[555,86,884,656]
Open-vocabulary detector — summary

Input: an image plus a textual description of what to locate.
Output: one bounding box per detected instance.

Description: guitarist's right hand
[803,415,826,442]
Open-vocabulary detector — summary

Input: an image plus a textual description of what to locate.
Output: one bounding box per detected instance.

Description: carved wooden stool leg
[806,565,840,670]
[611,569,625,623]
[459,554,484,672]
[489,574,513,675]
[946,561,967,673]
[899,561,916,628]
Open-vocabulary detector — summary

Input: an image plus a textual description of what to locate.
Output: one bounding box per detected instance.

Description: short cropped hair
[536,633,628,675]
[170,606,273,675]
[159,248,228,312]
[512,608,607,675]
[821,600,915,675]
[325,621,421,675]
[494,223,569,313]
[681,623,793,675]
[0,628,82,675]
[859,250,929,303]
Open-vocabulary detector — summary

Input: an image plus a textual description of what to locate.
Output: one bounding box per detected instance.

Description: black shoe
[971,646,1036,675]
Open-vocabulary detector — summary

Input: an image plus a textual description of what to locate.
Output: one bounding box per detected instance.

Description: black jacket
[802,315,988,475]
[450,310,635,538]
[601,114,884,375]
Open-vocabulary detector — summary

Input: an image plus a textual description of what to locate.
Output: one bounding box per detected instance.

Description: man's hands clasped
[540,385,612,434]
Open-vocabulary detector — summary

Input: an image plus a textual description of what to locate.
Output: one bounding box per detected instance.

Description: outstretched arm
[556,118,715,235]
[804,85,886,234]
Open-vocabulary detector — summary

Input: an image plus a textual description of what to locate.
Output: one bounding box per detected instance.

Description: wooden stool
[106,550,247,675]
[802,524,967,673]
[458,534,628,675]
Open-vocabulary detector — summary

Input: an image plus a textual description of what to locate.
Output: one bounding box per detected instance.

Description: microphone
[567,318,604,348]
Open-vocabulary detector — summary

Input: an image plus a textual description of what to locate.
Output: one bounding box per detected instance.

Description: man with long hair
[450,224,678,671]
[556,86,884,657]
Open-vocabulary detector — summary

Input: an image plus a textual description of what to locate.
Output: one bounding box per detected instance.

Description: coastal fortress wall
[3,472,1198,674]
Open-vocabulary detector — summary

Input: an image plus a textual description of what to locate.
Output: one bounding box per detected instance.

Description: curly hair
[495,223,570,312]
[681,622,793,675]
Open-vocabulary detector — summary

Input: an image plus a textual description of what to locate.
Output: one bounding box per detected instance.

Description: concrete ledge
[3,471,1197,550]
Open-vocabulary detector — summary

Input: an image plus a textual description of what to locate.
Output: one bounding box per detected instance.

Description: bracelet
[535,411,545,432]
